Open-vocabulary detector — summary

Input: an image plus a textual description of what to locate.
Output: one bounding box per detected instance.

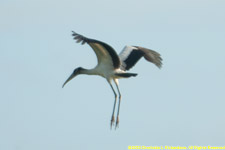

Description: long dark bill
[62,72,78,88]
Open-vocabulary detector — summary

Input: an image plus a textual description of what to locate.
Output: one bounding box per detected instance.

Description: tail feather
[115,73,138,78]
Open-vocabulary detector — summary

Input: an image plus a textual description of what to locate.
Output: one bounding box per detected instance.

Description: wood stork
[63,31,162,129]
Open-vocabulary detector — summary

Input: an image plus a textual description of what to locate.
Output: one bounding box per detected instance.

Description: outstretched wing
[72,31,121,69]
[119,45,162,71]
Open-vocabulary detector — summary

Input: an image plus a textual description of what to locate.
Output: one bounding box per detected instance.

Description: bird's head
[62,67,84,88]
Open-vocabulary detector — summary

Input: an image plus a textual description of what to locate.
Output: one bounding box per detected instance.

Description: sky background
[1,0,225,149]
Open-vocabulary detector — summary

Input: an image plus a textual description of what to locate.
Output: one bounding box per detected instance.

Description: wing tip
[137,46,163,69]
[71,31,88,45]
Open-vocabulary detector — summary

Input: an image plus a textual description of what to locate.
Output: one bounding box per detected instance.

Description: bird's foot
[110,116,115,129]
[115,116,119,129]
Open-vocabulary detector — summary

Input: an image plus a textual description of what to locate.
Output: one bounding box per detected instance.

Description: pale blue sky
[1,0,225,150]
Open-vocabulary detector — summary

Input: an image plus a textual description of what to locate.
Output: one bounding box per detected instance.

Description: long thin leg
[108,81,117,129]
[115,80,121,129]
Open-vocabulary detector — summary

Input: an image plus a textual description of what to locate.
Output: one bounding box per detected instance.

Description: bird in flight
[63,31,162,129]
